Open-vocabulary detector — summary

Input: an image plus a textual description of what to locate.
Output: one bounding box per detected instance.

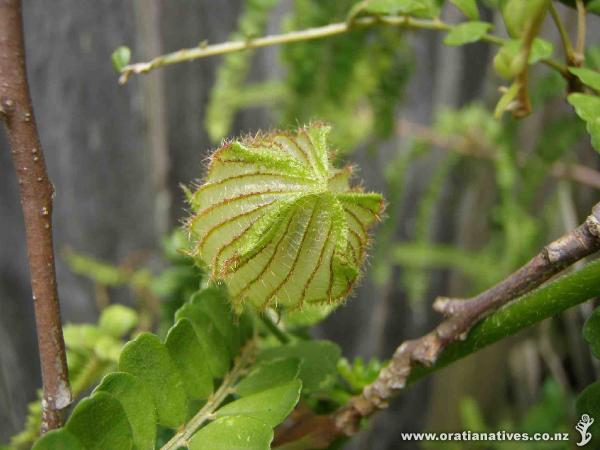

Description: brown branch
[0,0,71,432]
[274,201,600,448]
[397,120,600,190]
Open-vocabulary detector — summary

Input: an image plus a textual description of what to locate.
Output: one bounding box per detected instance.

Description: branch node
[585,214,600,238]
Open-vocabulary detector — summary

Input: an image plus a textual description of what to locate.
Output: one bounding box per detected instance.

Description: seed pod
[187,123,384,311]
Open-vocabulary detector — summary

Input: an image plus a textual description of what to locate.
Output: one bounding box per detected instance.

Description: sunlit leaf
[94,372,157,450]
[66,392,133,450]
[215,380,302,427]
[443,22,491,46]
[188,416,272,450]
[119,333,187,428]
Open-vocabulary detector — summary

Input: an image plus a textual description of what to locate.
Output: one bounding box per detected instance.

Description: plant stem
[161,340,257,450]
[549,2,576,64]
[118,15,564,83]
[273,201,600,448]
[575,0,586,60]
[0,0,71,432]
[260,313,291,344]
[274,258,600,449]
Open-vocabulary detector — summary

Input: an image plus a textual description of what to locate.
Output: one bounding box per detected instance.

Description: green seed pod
[187,124,384,311]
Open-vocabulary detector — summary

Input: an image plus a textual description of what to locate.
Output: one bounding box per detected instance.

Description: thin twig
[0,0,71,432]
[575,0,586,61]
[118,15,567,84]
[273,202,600,448]
[549,2,576,64]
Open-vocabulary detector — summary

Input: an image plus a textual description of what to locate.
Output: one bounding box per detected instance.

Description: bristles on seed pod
[187,123,384,312]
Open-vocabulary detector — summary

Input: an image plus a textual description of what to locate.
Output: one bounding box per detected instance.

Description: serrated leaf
[165,319,214,399]
[94,372,157,450]
[119,333,187,428]
[98,304,138,338]
[191,286,241,356]
[450,0,479,20]
[569,67,600,91]
[66,392,133,450]
[258,340,341,391]
[215,380,302,427]
[111,46,131,73]
[32,429,83,450]
[236,358,301,397]
[568,93,600,152]
[187,124,383,312]
[443,22,491,46]
[576,382,600,447]
[175,303,231,377]
[493,38,553,79]
[188,415,272,450]
[583,307,600,358]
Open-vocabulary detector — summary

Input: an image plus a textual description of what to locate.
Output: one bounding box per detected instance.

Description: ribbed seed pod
[187,124,383,311]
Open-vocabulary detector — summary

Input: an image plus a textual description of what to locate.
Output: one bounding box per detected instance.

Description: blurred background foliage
[1,1,600,449]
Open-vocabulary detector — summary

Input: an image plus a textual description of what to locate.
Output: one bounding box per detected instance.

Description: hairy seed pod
[187,124,384,311]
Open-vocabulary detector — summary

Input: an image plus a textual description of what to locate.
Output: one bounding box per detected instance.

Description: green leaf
[567,93,600,152]
[165,319,214,399]
[569,67,600,91]
[237,358,301,397]
[583,307,600,358]
[187,125,383,312]
[216,380,302,427]
[175,302,232,377]
[119,333,188,428]
[66,392,133,450]
[258,340,341,391]
[576,382,600,447]
[528,38,554,64]
[188,416,272,450]
[32,429,83,450]
[352,0,440,18]
[191,286,241,356]
[111,46,131,73]
[443,22,492,46]
[493,38,554,79]
[450,0,479,20]
[98,304,138,338]
[94,372,157,450]
[501,0,548,37]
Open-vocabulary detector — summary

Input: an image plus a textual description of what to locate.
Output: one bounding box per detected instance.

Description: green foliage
[188,416,272,450]
[450,0,479,20]
[111,46,131,72]
[187,124,383,312]
[258,340,342,392]
[568,93,600,152]
[583,306,600,358]
[32,285,316,450]
[337,357,384,393]
[349,0,441,18]
[443,21,492,46]
[493,38,554,79]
